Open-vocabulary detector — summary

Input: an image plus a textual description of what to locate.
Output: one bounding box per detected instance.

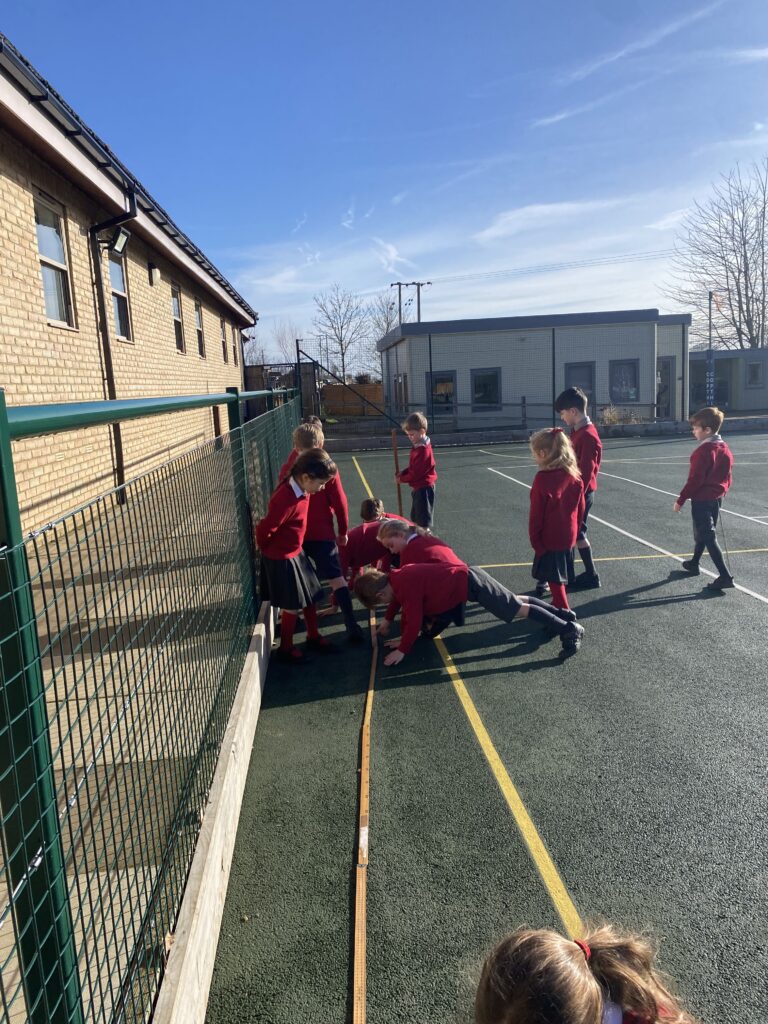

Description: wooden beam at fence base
[152,601,275,1024]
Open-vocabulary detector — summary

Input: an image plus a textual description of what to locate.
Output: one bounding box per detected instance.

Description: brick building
[0,34,256,531]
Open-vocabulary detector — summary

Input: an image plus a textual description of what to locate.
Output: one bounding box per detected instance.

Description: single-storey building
[0,33,256,530]
[689,347,768,413]
[377,309,691,429]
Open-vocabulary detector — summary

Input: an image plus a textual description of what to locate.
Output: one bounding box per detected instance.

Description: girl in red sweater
[475,923,696,1024]
[529,428,585,611]
[255,450,339,664]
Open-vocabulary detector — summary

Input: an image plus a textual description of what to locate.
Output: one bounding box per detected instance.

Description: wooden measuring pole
[391,429,403,516]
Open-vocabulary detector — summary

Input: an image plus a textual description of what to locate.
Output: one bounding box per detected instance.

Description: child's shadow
[573,572,718,619]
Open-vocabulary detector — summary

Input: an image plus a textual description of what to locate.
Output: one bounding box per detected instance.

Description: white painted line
[598,470,768,527]
[487,467,768,607]
[478,448,530,459]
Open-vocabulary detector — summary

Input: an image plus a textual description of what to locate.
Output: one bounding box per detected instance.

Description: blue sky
[4,0,768,349]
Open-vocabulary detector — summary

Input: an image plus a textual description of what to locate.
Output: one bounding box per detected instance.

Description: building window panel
[34,197,74,325]
[109,252,131,340]
[220,319,228,363]
[172,284,185,352]
[232,325,239,366]
[471,367,502,411]
[746,361,764,388]
[426,370,456,413]
[609,359,640,403]
[195,301,205,357]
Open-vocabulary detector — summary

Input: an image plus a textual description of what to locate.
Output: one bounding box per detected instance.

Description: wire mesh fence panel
[0,397,298,1023]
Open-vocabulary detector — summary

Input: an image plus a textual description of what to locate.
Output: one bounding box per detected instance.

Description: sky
[3,0,768,353]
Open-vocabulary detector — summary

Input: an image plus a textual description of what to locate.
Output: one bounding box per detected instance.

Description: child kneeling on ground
[475,922,697,1024]
[353,562,584,665]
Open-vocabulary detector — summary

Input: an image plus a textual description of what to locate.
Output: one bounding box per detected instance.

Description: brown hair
[475,924,697,1024]
[376,519,429,542]
[290,449,337,482]
[530,428,581,478]
[292,423,324,450]
[302,414,323,427]
[690,406,724,433]
[352,569,390,608]
[360,498,385,521]
[554,386,588,414]
[403,411,428,432]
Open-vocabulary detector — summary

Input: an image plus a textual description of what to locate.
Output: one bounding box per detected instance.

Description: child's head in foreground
[289,449,337,493]
[376,518,428,553]
[529,428,581,478]
[302,415,323,427]
[689,406,724,435]
[555,387,589,427]
[292,422,324,451]
[475,924,696,1024]
[353,569,391,607]
[360,498,386,522]
[402,411,428,440]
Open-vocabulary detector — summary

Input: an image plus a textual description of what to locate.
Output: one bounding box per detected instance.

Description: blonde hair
[360,498,385,522]
[376,519,429,543]
[530,428,581,478]
[292,423,324,450]
[403,411,428,432]
[690,406,724,433]
[353,569,390,608]
[475,924,697,1024]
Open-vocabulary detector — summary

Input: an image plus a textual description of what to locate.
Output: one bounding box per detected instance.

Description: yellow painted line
[352,610,378,1024]
[433,637,583,938]
[352,456,374,499]
[478,548,768,569]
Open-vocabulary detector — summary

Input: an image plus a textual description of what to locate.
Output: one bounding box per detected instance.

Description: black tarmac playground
[206,431,768,1024]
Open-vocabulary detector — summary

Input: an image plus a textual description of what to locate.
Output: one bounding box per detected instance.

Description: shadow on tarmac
[573,571,727,618]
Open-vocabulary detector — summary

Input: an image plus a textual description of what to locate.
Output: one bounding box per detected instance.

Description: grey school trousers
[466,567,523,622]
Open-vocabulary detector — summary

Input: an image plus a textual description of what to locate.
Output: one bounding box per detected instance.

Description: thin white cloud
[290,213,307,234]
[567,1,725,82]
[645,209,689,230]
[694,124,768,154]
[474,198,630,243]
[727,48,768,62]
[341,201,355,230]
[532,77,658,128]
[371,236,416,274]
[391,191,408,206]
[363,205,375,219]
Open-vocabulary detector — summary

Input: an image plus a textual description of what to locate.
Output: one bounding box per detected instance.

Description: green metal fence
[0,388,300,1023]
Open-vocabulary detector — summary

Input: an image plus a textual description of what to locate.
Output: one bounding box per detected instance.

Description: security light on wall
[107,226,131,255]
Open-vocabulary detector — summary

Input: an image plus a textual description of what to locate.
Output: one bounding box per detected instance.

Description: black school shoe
[535,582,551,598]
[570,572,601,590]
[306,636,341,654]
[346,622,366,643]
[706,575,735,591]
[680,560,700,575]
[276,646,313,665]
[552,607,578,623]
[559,622,584,658]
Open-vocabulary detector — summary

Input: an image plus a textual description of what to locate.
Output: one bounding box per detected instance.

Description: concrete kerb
[324,415,768,452]
[153,600,276,1024]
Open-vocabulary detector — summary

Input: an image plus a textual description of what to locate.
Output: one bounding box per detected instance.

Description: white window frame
[231,325,239,366]
[220,318,229,363]
[195,300,206,358]
[746,361,764,388]
[171,283,185,352]
[34,193,75,327]
[109,251,132,341]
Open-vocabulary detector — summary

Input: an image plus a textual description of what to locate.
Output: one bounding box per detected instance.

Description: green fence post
[226,388,258,613]
[0,390,83,1024]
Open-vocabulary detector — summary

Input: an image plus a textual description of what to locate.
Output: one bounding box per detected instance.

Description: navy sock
[335,586,358,629]
[526,605,567,634]
[579,545,597,576]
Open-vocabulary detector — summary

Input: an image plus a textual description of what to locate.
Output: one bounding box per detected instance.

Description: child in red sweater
[255,450,339,664]
[555,386,603,589]
[396,411,438,529]
[673,406,734,590]
[529,428,585,612]
[475,922,697,1024]
[354,562,584,664]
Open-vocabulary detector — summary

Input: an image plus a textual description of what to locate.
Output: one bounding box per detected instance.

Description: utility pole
[407,281,432,322]
[390,282,406,325]
[706,290,715,406]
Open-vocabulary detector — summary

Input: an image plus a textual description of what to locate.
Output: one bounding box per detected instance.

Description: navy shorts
[302,539,343,580]
[577,489,594,542]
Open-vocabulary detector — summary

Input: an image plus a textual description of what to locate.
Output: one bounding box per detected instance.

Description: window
[109,252,131,340]
[232,325,239,366]
[426,370,456,413]
[194,300,205,357]
[746,361,764,388]
[609,359,640,403]
[471,367,502,411]
[171,284,185,351]
[34,196,74,325]
[220,318,228,363]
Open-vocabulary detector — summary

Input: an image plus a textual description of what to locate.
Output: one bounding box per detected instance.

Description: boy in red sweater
[396,412,437,529]
[673,406,734,590]
[354,562,584,664]
[555,386,603,589]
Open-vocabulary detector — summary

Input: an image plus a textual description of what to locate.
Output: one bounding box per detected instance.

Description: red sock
[303,604,320,639]
[550,582,569,610]
[280,611,298,651]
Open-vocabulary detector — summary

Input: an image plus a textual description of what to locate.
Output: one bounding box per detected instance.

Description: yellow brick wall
[0,127,247,532]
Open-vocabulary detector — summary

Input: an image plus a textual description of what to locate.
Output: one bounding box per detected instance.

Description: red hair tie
[574,939,591,961]
[551,427,564,434]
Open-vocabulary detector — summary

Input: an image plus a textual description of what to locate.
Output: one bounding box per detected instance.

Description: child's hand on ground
[383,649,405,666]
[672,501,681,513]
[383,638,400,649]
[376,620,391,636]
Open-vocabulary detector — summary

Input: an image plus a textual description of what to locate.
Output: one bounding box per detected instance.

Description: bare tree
[353,290,399,379]
[242,327,269,365]
[312,284,369,381]
[665,160,768,348]
[270,318,302,362]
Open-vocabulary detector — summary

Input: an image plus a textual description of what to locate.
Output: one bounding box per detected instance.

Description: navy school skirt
[260,551,323,610]
[532,550,570,585]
